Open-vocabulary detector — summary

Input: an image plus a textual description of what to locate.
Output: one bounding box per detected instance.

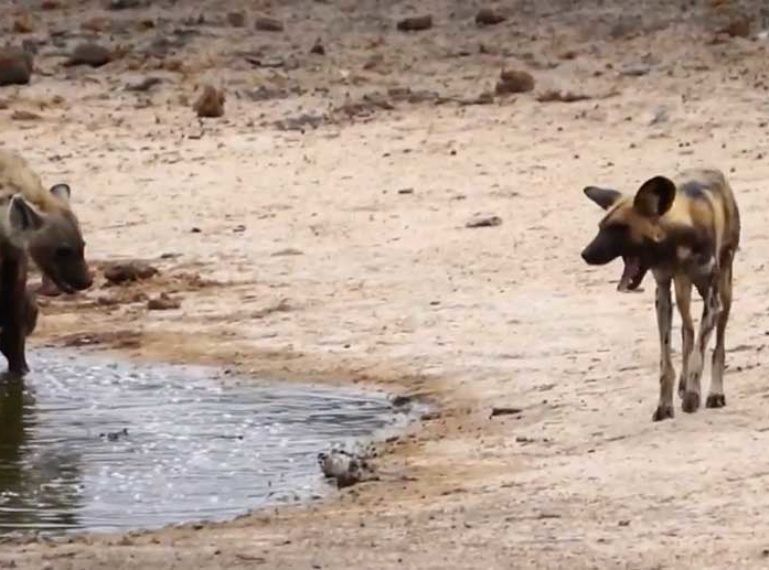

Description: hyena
[580,170,740,422]
[0,149,92,374]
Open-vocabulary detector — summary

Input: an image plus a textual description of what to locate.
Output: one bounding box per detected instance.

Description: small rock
[255,16,284,32]
[318,449,378,488]
[12,12,35,34]
[490,406,523,418]
[227,11,246,27]
[0,46,33,86]
[495,69,535,95]
[103,260,159,285]
[619,63,651,77]
[106,0,142,9]
[147,293,181,311]
[193,84,225,118]
[618,520,630,527]
[41,0,60,9]
[271,248,303,257]
[125,76,162,92]
[475,8,506,26]
[66,43,113,67]
[721,17,750,38]
[536,89,591,103]
[466,214,502,228]
[310,38,325,55]
[81,16,112,32]
[11,110,41,121]
[459,91,495,106]
[397,15,433,32]
[649,107,668,125]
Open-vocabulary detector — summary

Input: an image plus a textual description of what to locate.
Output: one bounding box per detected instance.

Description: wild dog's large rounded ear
[8,194,44,233]
[583,186,621,210]
[50,183,71,203]
[633,176,676,217]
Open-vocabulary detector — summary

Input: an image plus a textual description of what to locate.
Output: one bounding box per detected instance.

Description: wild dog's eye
[55,246,74,258]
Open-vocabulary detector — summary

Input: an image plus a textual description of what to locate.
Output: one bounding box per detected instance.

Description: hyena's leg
[682,276,721,414]
[707,255,733,409]
[653,279,676,422]
[675,276,694,399]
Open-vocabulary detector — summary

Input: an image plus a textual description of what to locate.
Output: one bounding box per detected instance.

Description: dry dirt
[3,0,769,568]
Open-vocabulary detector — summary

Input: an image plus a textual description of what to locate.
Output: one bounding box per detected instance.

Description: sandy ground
[3,0,769,568]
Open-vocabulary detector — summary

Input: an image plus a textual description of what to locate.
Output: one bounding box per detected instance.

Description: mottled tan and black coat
[582,170,740,421]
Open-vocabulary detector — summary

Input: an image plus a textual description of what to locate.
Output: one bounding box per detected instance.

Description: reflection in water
[0,350,412,535]
[0,375,82,532]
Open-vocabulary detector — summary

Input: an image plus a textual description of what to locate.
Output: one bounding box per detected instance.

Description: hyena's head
[8,184,93,293]
[581,176,676,291]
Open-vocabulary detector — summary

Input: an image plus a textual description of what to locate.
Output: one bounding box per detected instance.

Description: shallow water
[0,349,411,535]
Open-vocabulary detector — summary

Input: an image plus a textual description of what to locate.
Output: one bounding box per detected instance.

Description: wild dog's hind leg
[682,275,721,414]
[675,276,694,400]
[653,278,676,421]
[707,255,733,409]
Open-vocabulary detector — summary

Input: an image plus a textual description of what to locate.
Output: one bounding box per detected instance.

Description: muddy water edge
[0,347,424,536]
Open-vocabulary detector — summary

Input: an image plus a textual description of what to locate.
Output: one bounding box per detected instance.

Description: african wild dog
[581,170,740,421]
[0,150,92,374]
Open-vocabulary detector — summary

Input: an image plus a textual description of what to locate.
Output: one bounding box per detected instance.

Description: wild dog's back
[676,168,740,245]
[674,168,740,256]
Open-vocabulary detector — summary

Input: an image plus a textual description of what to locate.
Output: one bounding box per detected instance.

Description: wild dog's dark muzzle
[581,231,621,266]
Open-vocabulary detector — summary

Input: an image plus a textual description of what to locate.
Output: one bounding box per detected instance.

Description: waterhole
[0,349,413,535]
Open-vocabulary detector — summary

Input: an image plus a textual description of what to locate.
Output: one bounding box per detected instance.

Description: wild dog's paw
[705,394,726,409]
[652,405,674,422]
[681,391,701,413]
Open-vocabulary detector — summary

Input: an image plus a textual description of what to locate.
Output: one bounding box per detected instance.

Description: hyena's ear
[8,195,44,233]
[50,183,71,203]
[583,186,621,210]
[633,176,676,217]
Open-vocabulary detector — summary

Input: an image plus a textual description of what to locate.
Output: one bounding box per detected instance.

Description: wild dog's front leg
[707,257,733,409]
[653,279,675,421]
[675,276,694,400]
[682,278,722,414]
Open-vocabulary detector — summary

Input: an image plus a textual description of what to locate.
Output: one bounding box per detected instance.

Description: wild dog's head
[581,176,676,291]
[7,184,93,293]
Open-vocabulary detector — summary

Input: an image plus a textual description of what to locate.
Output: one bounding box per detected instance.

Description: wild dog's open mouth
[617,256,647,292]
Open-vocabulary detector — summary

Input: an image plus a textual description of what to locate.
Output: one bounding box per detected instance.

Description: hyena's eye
[55,245,74,258]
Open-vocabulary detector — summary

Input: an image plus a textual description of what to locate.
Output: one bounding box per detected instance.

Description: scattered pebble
[397,15,433,32]
[103,260,159,285]
[318,448,378,488]
[536,89,592,103]
[193,84,225,118]
[619,63,651,77]
[495,69,535,95]
[466,215,502,228]
[475,8,506,26]
[255,16,284,32]
[227,11,246,27]
[147,293,181,311]
[0,46,33,86]
[490,407,523,418]
[10,110,41,121]
[310,38,325,55]
[66,43,113,67]
[125,76,162,92]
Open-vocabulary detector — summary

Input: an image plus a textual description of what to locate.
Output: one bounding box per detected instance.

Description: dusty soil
[3,0,769,568]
